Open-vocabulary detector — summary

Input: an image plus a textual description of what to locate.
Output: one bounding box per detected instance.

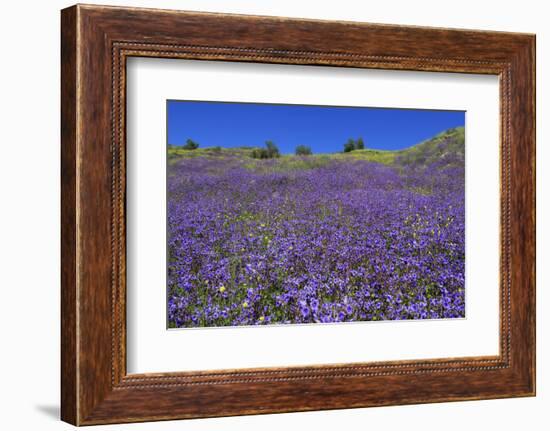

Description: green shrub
[295,145,312,156]
[343,139,356,152]
[343,137,366,152]
[182,138,199,150]
[265,141,280,158]
[251,141,281,159]
[251,148,268,159]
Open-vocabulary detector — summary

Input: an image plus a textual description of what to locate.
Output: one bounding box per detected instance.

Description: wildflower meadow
[167,127,465,328]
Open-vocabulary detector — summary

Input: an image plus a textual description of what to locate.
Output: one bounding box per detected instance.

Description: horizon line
[169,125,465,154]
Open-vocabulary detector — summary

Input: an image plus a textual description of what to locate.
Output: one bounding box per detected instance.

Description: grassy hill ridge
[168,126,465,168]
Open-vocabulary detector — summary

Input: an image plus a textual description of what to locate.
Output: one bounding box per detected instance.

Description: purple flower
[167,148,465,327]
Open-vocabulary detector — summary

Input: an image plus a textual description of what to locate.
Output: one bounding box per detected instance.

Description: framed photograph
[61,4,535,425]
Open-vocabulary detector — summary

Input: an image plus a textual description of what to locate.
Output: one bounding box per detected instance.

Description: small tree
[295,145,312,156]
[250,141,281,159]
[182,138,199,150]
[265,140,280,158]
[251,148,260,159]
[251,148,268,159]
[356,137,365,150]
[343,138,356,153]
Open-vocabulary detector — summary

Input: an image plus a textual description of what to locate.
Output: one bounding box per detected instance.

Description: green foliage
[343,139,356,153]
[168,146,251,161]
[251,154,332,173]
[295,145,312,156]
[167,127,464,172]
[265,141,280,158]
[182,138,199,150]
[343,137,365,152]
[250,148,269,159]
[395,127,465,168]
[251,141,281,159]
[343,149,397,165]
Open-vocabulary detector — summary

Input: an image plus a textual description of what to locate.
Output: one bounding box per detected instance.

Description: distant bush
[182,139,199,150]
[251,141,281,159]
[265,141,280,158]
[295,145,312,156]
[343,137,366,152]
[211,146,222,153]
[251,148,268,159]
[343,139,356,153]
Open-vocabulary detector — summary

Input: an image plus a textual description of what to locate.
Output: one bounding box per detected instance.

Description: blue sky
[167,100,465,154]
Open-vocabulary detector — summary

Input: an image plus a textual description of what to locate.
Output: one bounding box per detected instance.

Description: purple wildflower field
[167,128,465,328]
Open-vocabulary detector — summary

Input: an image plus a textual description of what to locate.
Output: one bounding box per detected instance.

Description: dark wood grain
[61,4,535,425]
[60,5,78,425]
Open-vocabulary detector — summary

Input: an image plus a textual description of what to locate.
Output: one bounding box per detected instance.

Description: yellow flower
[242,301,248,308]
[260,223,266,227]
[219,286,226,293]
[259,316,265,322]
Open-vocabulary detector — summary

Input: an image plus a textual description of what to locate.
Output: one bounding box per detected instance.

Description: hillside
[167,127,465,328]
[338,126,464,167]
[167,126,465,169]
[394,126,465,168]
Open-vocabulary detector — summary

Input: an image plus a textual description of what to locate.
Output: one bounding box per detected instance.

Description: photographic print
[167,101,465,328]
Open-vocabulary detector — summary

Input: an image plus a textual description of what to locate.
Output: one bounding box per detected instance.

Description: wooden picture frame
[61,4,535,425]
